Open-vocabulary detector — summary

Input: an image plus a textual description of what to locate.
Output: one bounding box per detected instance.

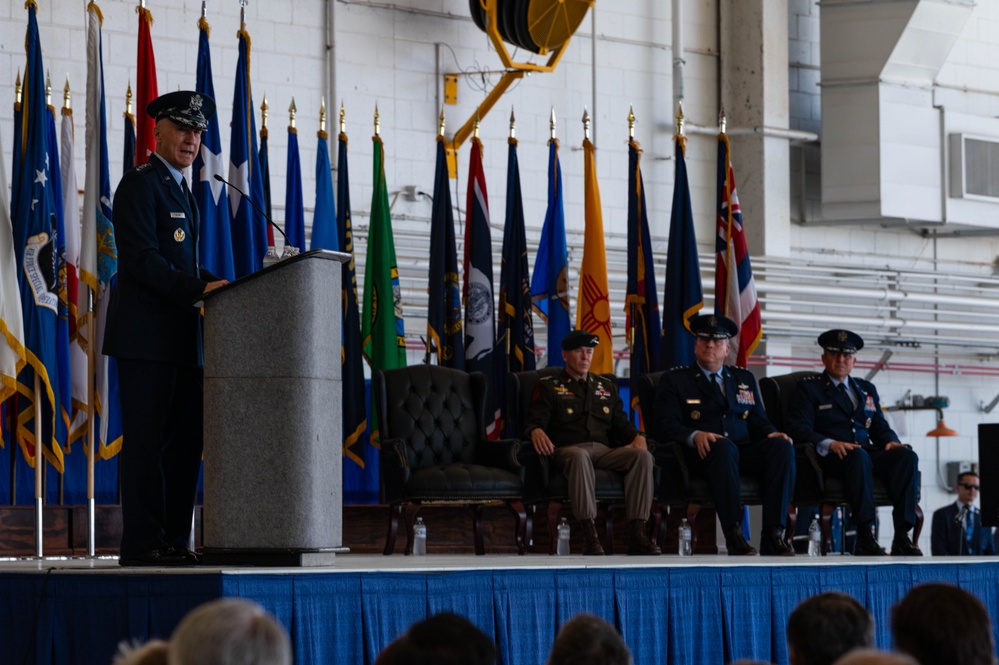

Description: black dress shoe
[890,536,923,556]
[726,525,758,556]
[167,546,202,564]
[759,526,794,556]
[119,548,193,567]
[853,533,888,556]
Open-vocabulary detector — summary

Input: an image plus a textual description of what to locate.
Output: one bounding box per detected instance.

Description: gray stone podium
[201,249,350,566]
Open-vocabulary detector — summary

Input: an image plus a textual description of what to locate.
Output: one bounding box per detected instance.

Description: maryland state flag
[193,14,235,281]
[531,137,570,365]
[463,136,500,436]
[427,136,464,368]
[12,2,69,472]
[625,136,661,382]
[497,133,535,377]
[134,3,157,164]
[715,133,761,367]
[577,136,612,374]
[660,134,703,369]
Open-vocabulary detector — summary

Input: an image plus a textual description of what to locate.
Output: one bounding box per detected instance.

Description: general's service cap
[561,330,600,351]
[818,329,864,354]
[688,314,738,340]
[146,90,216,131]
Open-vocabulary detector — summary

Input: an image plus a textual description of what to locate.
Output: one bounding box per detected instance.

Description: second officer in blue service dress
[524,330,661,556]
[105,91,228,567]
[786,329,922,556]
[652,314,796,556]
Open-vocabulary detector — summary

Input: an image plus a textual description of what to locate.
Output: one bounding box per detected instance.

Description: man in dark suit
[652,314,796,556]
[786,329,921,556]
[931,471,994,555]
[105,91,228,567]
[524,329,660,556]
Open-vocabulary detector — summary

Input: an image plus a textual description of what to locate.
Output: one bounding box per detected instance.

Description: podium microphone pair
[213,173,293,249]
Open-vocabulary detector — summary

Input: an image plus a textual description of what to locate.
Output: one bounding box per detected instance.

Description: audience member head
[787,592,874,665]
[168,599,291,665]
[891,583,995,665]
[113,639,169,665]
[832,649,919,665]
[374,612,495,665]
[956,471,981,507]
[546,613,632,665]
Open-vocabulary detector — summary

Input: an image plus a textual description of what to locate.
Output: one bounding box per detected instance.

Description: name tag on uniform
[170,212,186,218]
[819,404,832,410]
[686,399,701,405]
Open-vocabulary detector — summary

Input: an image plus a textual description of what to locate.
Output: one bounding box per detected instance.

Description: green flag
[362,135,406,372]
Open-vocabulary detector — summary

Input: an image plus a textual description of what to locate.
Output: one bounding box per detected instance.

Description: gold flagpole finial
[45,70,52,107]
[288,97,296,129]
[719,108,727,134]
[628,105,635,140]
[319,97,327,134]
[63,75,71,111]
[374,104,380,137]
[125,81,133,115]
[437,105,446,138]
[15,69,22,106]
[582,107,590,141]
[509,106,516,140]
[339,100,346,134]
[549,107,556,141]
[260,94,268,128]
[675,100,685,137]
[473,112,480,139]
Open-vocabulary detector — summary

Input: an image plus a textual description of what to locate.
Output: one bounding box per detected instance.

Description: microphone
[955,503,969,525]
[213,173,294,249]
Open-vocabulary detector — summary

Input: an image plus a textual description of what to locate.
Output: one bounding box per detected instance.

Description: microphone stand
[212,173,298,265]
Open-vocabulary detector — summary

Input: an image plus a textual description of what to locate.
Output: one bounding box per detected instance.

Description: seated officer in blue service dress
[652,314,796,556]
[786,329,922,556]
[105,91,228,567]
[524,330,661,556]
[930,471,994,556]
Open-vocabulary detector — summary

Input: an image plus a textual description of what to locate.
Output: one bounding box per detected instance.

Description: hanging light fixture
[926,408,958,437]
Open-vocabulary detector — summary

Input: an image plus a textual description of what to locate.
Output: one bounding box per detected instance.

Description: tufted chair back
[374,364,485,469]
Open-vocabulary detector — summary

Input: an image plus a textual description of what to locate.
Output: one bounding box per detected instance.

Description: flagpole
[505,107,515,373]
[34,374,43,559]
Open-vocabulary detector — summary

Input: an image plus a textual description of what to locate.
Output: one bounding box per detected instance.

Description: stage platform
[4,554,999,665]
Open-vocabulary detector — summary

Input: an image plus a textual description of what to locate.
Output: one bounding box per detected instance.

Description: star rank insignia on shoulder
[135,162,151,172]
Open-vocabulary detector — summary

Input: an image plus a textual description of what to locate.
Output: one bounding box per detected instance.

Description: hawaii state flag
[660,134,703,369]
[625,136,661,382]
[531,138,570,365]
[227,27,268,277]
[715,133,761,367]
[463,136,500,435]
[427,136,464,368]
[134,3,157,164]
[193,15,234,281]
[577,137,613,374]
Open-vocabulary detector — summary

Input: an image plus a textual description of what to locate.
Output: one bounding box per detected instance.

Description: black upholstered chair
[374,365,528,555]
[505,369,662,554]
[758,371,923,554]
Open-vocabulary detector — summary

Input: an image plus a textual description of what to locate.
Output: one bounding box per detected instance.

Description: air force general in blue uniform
[786,329,922,556]
[104,91,228,567]
[652,315,796,556]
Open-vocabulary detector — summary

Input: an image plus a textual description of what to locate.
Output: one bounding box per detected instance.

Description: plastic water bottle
[807,515,822,557]
[678,518,692,556]
[413,517,427,556]
[556,518,570,555]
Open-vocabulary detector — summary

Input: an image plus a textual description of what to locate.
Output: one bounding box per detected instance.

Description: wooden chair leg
[547,501,563,555]
[913,504,924,542]
[507,500,528,555]
[383,504,402,555]
[602,504,615,556]
[470,504,486,555]
[686,503,702,552]
[819,503,836,555]
[650,500,662,540]
[786,503,797,548]
[403,502,422,555]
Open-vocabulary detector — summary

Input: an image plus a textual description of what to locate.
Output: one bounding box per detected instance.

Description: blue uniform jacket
[786,372,898,449]
[652,365,776,445]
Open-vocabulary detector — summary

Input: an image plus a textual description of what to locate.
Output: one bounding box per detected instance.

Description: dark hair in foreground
[546,613,632,665]
[891,583,995,665]
[787,592,874,665]
[374,612,495,665]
